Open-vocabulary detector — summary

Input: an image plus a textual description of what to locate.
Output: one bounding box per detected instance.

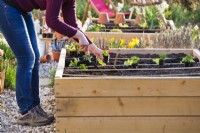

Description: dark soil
[89,22,161,33]
[63,53,200,77]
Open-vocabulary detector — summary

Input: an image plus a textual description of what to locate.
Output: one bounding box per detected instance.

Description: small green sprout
[69,58,79,67]
[83,55,91,61]
[79,64,88,70]
[97,58,106,66]
[180,55,195,64]
[102,50,109,56]
[153,54,167,65]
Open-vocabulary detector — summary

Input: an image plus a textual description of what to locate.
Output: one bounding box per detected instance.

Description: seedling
[102,50,109,63]
[102,50,109,56]
[124,56,140,68]
[83,55,91,61]
[83,55,91,65]
[79,64,88,70]
[69,58,79,67]
[180,55,195,67]
[153,54,167,67]
[97,58,106,66]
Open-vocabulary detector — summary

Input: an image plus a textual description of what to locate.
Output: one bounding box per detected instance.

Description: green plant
[87,24,105,32]
[0,39,16,90]
[102,50,109,56]
[124,56,140,66]
[139,22,148,29]
[144,6,164,29]
[124,59,133,66]
[164,4,191,28]
[79,64,88,70]
[153,54,167,65]
[110,29,123,32]
[69,58,79,67]
[131,56,140,65]
[97,58,106,66]
[83,55,91,61]
[180,55,195,63]
[48,67,56,87]
[3,59,16,89]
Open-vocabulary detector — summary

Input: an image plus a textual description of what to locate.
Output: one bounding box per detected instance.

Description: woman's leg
[0,0,35,114]
[23,12,40,107]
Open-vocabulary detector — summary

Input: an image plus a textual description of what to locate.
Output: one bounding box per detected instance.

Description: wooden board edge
[108,48,194,55]
[56,117,200,133]
[193,49,200,60]
[55,48,66,78]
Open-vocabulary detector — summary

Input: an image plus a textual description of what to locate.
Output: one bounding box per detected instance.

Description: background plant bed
[55,48,200,133]
[87,20,162,33]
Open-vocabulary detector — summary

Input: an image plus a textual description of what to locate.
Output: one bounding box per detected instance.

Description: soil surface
[89,22,161,33]
[64,53,200,77]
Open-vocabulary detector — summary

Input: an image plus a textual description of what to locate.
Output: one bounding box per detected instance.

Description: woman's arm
[62,0,92,44]
[45,0,77,38]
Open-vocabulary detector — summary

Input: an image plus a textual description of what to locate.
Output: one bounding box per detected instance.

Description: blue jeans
[0,0,40,114]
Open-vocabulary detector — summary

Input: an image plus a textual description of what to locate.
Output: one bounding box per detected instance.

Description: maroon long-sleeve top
[15,0,83,39]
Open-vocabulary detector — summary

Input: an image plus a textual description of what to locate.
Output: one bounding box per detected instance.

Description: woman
[0,0,103,126]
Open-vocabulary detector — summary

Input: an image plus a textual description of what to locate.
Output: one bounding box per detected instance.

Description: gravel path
[0,87,56,133]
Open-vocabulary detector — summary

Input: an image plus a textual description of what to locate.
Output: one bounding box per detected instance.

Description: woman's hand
[88,44,103,60]
[72,31,103,59]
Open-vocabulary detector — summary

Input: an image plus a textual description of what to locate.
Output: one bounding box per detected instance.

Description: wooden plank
[55,48,66,78]
[85,32,157,44]
[55,77,200,97]
[109,48,194,55]
[56,117,200,133]
[56,97,200,116]
[193,49,200,60]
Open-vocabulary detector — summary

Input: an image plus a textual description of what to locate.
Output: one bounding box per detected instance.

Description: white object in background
[77,19,82,30]
[34,19,41,34]
[82,18,91,32]
[38,39,46,57]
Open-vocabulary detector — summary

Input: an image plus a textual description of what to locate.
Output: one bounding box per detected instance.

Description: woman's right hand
[72,31,103,59]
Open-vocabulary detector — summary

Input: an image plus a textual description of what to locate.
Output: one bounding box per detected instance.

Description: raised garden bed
[55,48,200,133]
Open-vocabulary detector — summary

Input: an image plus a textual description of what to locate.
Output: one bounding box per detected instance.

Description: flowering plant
[128,38,140,48]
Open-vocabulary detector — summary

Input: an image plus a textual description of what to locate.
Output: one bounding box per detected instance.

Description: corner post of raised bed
[55,48,66,79]
[193,49,200,60]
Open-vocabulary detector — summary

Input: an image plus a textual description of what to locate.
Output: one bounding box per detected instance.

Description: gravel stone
[0,87,55,133]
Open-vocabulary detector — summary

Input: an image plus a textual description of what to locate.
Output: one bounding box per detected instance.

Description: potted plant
[102,50,109,64]
[180,55,195,67]
[153,54,167,67]
[51,39,65,62]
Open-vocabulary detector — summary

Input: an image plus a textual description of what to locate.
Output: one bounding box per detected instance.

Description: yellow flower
[128,42,134,48]
[110,37,115,44]
[132,38,140,45]
[119,39,125,47]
